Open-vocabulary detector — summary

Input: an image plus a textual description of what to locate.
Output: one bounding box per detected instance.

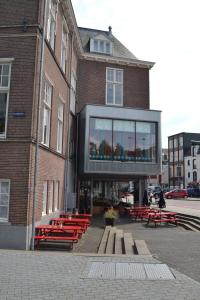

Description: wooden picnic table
[34,224,82,249]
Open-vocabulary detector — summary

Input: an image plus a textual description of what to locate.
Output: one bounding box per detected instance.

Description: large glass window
[113,120,135,161]
[106,68,123,105]
[89,118,157,162]
[0,180,10,221]
[0,63,11,138]
[42,80,52,147]
[89,118,112,160]
[136,122,156,162]
[57,100,64,153]
[70,72,76,114]
[61,25,68,73]
[46,0,57,50]
[42,181,47,216]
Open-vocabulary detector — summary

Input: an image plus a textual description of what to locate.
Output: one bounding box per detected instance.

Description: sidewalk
[1,249,200,300]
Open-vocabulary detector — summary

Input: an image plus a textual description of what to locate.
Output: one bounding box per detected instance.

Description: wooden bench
[134,240,151,255]
[34,235,78,250]
[123,232,134,255]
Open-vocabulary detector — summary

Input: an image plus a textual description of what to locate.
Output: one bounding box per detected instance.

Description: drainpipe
[30,0,47,250]
[64,31,74,212]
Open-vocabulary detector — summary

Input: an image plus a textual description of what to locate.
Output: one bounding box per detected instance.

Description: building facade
[168,132,200,188]
[0,0,81,249]
[76,27,161,213]
[0,0,161,249]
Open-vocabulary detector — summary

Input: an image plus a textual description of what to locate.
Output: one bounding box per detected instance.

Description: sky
[71,0,200,148]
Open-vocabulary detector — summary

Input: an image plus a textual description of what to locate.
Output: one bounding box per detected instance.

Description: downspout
[30,0,47,250]
[64,31,74,212]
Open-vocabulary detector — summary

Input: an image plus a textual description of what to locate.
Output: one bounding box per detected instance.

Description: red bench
[34,235,78,249]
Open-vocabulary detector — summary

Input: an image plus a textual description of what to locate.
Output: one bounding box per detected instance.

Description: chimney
[108,26,112,34]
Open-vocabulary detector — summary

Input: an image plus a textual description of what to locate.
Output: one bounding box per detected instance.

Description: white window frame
[60,21,68,73]
[106,68,123,106]
[42,80,52,147]
[46,0,57,50]
[57,100,64,153]
[0,179,10,221]
[42,181,48,216]
[0,62,12,139]
[90,38,112,55]
[54,181,59,211]
[48,181,53,213]
[70,72,76,114]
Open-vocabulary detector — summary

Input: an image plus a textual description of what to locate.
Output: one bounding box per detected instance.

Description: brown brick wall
[77,60,150,112]
[0,0,39,26]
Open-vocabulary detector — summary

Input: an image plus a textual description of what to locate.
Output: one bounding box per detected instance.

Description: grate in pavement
[85,262,175,280]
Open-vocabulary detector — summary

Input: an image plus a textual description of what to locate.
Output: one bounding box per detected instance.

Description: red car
[165,189,188,199]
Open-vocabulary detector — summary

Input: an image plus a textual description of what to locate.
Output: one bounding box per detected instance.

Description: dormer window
[90,38,112,55]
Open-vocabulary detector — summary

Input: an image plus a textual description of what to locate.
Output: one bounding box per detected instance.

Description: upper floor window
[42,181,48,216]
[187,160,190,166]
[70,72,76,115]
[46,0,57,50]
[193,159,197,169]
[61,24,68,73]
[42,80,52,147]
[90,39,112,55]
[57,100,64,153]
[106,68,123,106]
[0,63,11,138]
[179,136,183,146]
[169,139,173,149]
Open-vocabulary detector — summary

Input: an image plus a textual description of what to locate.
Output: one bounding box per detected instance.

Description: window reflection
[89,118,157,163]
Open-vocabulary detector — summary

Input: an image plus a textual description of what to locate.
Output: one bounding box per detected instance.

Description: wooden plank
[114,229,123,254]
[134,240,151,255]
[105,227,116,254]
[123,232,134,255]
[98,226,111,254]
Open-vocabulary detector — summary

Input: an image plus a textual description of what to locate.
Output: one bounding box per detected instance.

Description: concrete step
[177,220,200,232]
[105,227,116,254]
[134,240,151,255]
[123,232,134,255]
[98,226,111,254]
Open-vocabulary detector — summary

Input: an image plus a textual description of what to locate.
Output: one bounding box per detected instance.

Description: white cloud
[72,0,200,148]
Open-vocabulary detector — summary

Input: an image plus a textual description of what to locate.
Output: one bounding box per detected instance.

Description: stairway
[176,213,200,232]
[97,226,151,256]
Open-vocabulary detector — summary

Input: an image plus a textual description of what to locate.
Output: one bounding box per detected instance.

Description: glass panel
[100,41,104,52]
[1,182,9,193]
[115,70,122,83]
[0,206,8,218]
[2,76,8,87]
[42,182,47,215]
[113,120,135,161]
[107,69,113,81]
[106,82,113,104]
[89,118,112,160]
[106,42,110,54]
[115,84,122,104]
[0,194,8,205]
[3,65,9,76]
[136,122,156,162]
[0,93,7,135]
[94,40,98,51]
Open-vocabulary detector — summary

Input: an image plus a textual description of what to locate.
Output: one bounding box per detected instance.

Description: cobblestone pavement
[1,249,200,300]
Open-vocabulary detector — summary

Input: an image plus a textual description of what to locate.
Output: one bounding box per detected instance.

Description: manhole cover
[86,262,175,280]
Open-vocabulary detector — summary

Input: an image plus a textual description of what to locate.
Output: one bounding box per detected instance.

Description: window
[70,73,76,114]
[0,63,11,138]
[48,181,53,213]
[0,180,10,221]
[193,159,197,169]
[61,25,68,73]
[42,80,52,147]
[188,172,190,178]
[179,136,183,147]
[46,0,57,49]
[106,68,123,105]
[54,181,59,211]
[90,39,112,54]
[188,160,190,166]
[193,171,197,181]
[57,101,64,153]
[89,118,157,162]
[42,181,47,216]
[169,139,173,149]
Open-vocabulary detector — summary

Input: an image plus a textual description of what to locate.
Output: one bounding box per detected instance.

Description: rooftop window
[90,38,112,55]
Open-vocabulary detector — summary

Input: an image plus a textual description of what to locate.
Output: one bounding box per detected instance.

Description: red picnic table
[50,217,90,232]
[146,211,177,227]
[34,224,82,249]
[60,213,92,221]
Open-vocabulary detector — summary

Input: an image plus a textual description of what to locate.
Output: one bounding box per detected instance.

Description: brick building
[0,0,161,249]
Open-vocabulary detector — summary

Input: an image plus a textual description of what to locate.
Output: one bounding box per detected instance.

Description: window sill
[0,221,11,225]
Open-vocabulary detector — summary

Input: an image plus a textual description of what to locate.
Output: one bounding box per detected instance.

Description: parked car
[165,189,188,199]
[187,187,200,198]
